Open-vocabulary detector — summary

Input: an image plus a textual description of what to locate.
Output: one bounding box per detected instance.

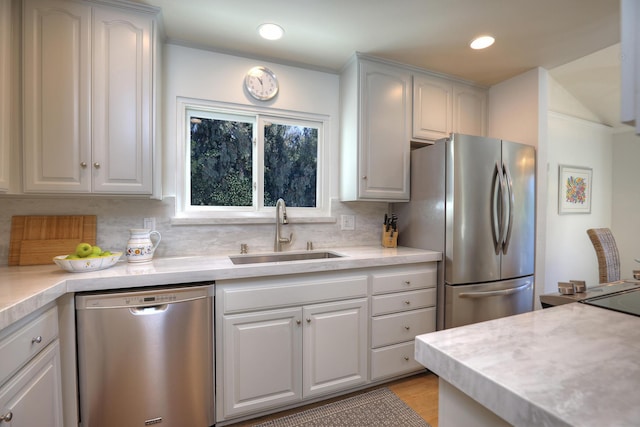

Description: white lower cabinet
[216,262,438,422]
[217,273,369,422]
[0,306,63,426]
[0,341,63,427]
[370,265,437,381]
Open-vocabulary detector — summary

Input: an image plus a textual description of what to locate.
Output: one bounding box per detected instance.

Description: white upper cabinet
[23,0,157,194]
[412,72,487,142]
[0,0,11,192]
[621,0,640,132]
[340,55,412,202]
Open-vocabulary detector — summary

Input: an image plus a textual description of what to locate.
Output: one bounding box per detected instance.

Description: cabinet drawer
[371,307,435,348]
[370,341,424,381]
[0,307,58,385]
[371,265,437,294]
[220,275,368,314]
[371,288,436,316]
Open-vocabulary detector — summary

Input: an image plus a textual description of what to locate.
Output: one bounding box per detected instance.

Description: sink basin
[229,251,344,265]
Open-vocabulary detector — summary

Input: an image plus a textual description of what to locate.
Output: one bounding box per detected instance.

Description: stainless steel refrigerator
[396,134,535,329]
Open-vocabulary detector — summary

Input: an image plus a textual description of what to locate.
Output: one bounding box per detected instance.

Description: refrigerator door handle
[502,163,515,254]
[491,162,500,254]
[458,281,532,298]
[492,161,507,255]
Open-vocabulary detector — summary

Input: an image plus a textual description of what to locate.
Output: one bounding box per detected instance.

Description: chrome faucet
[274,198,293,252]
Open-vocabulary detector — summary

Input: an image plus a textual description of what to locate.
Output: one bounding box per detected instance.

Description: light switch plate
[340,215,355,231]
[143,217,156,230]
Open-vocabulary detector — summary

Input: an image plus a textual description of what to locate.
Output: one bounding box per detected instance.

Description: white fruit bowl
[53,252,123,273]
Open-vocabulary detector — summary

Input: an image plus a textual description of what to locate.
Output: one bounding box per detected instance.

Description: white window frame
[175,97,330,221]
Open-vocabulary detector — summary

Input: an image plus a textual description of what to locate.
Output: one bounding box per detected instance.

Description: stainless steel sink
[229,251,344,265]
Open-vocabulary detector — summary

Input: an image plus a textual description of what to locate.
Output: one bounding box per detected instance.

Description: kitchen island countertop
[415,302,640,426]
[0,245,440,330]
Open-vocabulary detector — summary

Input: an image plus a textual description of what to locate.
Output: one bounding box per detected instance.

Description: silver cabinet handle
[306,318,311,323]
[80,162,87,168]
[93,162,101,168]
[404,300,411,305]
[404,280,411,285]
[296,320,301,325]
[403,356,410,361]
[31,336,42,344]
[0,411,13,422]
[404,326,410,330]
[362,176,367,180]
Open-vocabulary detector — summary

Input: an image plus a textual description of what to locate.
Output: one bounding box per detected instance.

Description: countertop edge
[0,246,441,330]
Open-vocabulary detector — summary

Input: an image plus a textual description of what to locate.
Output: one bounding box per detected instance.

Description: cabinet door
[222,308,302,419]
[23,0,91,193]
[359,60,411,201]
[92,8,153,193]
[303,298,368,398]
[0,341,63,427]
[413,73,452,141]
[453,83,487,136]
[0,0,11,191]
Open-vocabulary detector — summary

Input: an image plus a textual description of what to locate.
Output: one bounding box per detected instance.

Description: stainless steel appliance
[76,284,214,427]
[581,286,640,316]
[396,134,536,329]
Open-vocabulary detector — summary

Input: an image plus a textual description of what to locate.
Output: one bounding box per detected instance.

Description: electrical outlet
[143,217,156,230]
[340,215,355,231]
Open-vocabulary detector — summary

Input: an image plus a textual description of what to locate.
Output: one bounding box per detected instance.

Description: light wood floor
[229,371,439,427]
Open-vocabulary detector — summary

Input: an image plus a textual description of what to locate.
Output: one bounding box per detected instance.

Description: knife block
[381,225,398,248]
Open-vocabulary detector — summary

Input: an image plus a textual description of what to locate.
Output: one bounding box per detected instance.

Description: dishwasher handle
[458,282,531,299]
[130,305,169,315]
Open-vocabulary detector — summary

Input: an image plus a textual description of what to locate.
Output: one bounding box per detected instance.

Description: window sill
[170,216,337,226]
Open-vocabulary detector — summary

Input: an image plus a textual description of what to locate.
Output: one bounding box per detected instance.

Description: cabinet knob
[306,318,311,323]
[362,176,367,180]
[296,320,301,325]
[80,162,87,168]
[93,162,101,168]
[404,326,410,330]
[404,356,410,361]
[0,411,13,422]
[31,335,42,344]
[404,280,411,285]
[404,300,411,305]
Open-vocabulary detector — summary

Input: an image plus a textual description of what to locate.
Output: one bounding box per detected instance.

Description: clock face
[245,66,279,101]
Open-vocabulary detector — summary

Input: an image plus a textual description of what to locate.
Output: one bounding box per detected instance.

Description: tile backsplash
[0,196,389,266]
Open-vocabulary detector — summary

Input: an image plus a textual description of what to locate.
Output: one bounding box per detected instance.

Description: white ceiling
[130,0,622,128]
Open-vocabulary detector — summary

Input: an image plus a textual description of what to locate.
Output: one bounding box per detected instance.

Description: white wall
[488,68,548,307]
[162,44,341,198]
[612,130,640,278]
[544,112,613,291]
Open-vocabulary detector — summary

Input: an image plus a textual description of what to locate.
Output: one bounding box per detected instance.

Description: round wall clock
[244,66,279,101]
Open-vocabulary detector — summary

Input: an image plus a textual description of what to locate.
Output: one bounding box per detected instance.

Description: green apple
[91,246,102,256]
[101,251,112,257]
[66,254,80,260]
[87,254,100,258]
[75,242,93,258]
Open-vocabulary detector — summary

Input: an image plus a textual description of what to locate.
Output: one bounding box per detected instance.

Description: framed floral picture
[558,165,592,214]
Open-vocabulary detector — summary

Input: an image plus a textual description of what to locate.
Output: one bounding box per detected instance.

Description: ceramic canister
[126,229,161,263]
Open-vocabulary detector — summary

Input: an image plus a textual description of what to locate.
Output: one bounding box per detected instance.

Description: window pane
[190,116,253,206]
[264,122,318,207]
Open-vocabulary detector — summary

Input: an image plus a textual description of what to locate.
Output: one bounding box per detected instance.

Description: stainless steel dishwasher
[75,283,214,427]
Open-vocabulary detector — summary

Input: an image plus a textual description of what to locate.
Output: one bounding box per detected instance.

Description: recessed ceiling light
[258,23,284,41]
[470,35,495,50]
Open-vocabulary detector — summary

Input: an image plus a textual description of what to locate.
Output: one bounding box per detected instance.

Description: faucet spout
[274,198,292,252]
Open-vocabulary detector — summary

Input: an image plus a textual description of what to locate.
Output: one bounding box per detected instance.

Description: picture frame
[558,165,592,214]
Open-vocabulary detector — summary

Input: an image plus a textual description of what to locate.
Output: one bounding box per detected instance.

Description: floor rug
[252,387,431,427]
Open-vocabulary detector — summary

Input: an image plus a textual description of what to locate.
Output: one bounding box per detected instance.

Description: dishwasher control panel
[76,284,213,309]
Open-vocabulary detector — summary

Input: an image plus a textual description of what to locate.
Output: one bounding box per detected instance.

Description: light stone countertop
[0,246,441,330]
[415,302,640,426]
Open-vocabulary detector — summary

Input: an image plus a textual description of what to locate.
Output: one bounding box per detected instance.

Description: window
[177,100,328,220]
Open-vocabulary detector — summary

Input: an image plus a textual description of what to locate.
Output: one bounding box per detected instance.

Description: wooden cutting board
[9,215,97,266]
